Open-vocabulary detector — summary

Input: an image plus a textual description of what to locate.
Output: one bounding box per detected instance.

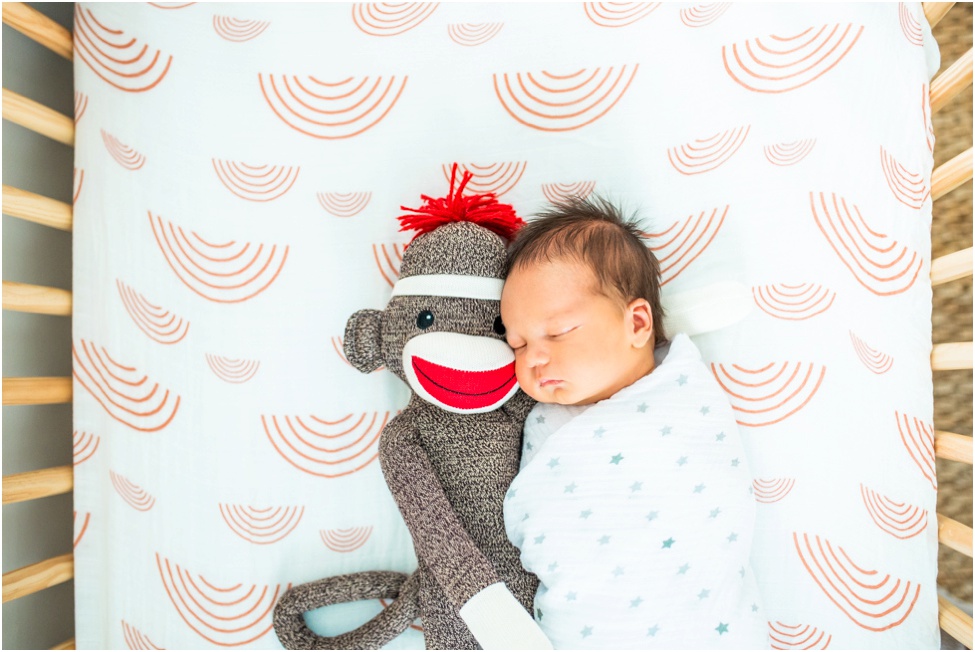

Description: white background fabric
[73,3,939,649]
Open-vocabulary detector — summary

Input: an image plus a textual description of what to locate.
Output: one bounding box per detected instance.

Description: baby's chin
[522,383,596,406]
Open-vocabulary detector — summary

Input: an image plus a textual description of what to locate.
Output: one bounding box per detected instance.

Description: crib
[1,2,972,649]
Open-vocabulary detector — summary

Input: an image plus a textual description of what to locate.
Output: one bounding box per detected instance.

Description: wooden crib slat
[939,595,974,649]
[2,185,73,232]
[936,430,974,465]
[51,639,75,651]
[932,342,974,370]
[923,2,956,28]
[3,281,71,316]
[2,552,73,604]
[2,88,74,146]
[2,377,72,406]
[1,3,72,61]
[932,147,973,201]
[938,513,974,558]
[931,47,973,113]
[932,247,974,286]
[3,466,73,505]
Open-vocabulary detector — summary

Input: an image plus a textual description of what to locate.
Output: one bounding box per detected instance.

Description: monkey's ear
[344,309,385,373]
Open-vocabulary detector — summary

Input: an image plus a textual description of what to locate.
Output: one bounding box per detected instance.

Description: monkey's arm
[380,416,551,650]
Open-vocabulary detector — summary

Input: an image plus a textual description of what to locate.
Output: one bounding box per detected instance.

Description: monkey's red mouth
[411,356,517,410]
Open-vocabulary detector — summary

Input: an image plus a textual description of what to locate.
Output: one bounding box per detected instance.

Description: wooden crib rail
[2,88,74,146]
[3,281,71,316]
[924,2,956,28]
[932,147,974,201]
[931,47,973,113]
[931,342,974,370]
[936,430,975,465]
[932,247,974,286]
[1,2,71,60]
[3,466,72,505]
[2,185,73,231]
[940,595,974,650]
[2,377,72,406]
[939,513,975,558]
[2,553,73,604]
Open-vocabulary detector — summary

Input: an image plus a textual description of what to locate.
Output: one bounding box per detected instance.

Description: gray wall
[3,3,76,649]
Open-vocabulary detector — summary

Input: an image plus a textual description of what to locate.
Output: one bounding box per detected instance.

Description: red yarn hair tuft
[399,163,525,242]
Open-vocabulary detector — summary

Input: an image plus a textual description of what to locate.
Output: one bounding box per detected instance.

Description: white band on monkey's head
[390,274,504,301]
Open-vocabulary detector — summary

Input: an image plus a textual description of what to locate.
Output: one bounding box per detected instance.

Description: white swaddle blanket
[504,334,768,649]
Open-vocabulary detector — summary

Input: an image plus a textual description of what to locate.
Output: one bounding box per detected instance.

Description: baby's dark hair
[504,194,667,347]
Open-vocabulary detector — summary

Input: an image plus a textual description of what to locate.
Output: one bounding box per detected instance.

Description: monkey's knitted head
[344,166,526,414]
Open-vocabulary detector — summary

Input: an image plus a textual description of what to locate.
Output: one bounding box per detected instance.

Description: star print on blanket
[504,334,768,649]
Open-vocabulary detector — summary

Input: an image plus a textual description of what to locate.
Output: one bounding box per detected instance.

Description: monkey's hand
[459,583,553,650]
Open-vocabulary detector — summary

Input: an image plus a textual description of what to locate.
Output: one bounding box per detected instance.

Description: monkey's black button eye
[493,316,506,336]
[416,310,435,329]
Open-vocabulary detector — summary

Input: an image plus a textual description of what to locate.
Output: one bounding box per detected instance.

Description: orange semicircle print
[72,339,180,432]
[74,511,91,549]
[793,532,921,631]
[896,411,936,490]
[849,331,894,374]
[117,279,190,345]
[723,24,864,94]
[767,621,832,649]
[859,484,927,539]
[764,139,816,166]
[205,355,260,384]
[711,360,826,427]
[668,126,750,175]
[74,92,88,123]
[213,16,271,42]
[74,5,173,93]
[752,282,836,320]
[810,192,922,296]
[899,3,924,46]
[880,147,930,209]
[149,212,289,303]
[441,162,526,197]
[110,470,157,511]
[494,65,639,132]
[262,412,388,478]
[212,160,299,202]
[373,243,405,287]
[121,620,164,650]
[259,74,408,139]
[101,130,146,171]
[681,3,732,28]
[541,181,596,204]
[752,477,796,504]
[447,23,503,46]
[219,504,304,544]
[73,168,85,204]
[352,3,438,36]
[584,3,660,27]
[645,206,728,286]
[73,430,101,466]
[317,191,372,218]
[321,526,374,553]
[156,553,286,646]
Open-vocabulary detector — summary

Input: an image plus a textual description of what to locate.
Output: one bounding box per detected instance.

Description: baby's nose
[524,342,548,367]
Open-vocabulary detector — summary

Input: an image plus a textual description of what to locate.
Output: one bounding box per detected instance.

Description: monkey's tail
[273,570,420,650]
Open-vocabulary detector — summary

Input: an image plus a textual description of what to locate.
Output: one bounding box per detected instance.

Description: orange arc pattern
[73,430,101,465]
[206,355,260,384]
[921,83,935,154]
[102,130,147,171]
[352,3,438,36]
[810,192,922,296]
[668,126,750,175]
[74,511,91,549]
[752,282,836,320]
[723,24,864,94]
[149,212,289,304]
[72,339,180,432]
[681,3,732,28]
[110,470,157,512]
[74,5,173,93]
[74,92,89,123]
[73,168,85,204]
[753,478,796,504]
[148,2,196,7]
[372,243,405,287]
[259,74,408,139]
[117,279,190,345]
[793,532,921,631]
[711,360,826,427]
[317,191,372,217]
[320,526,374,553]
[219,504,304,544]
[441,162,527,198]
[447,23,503,47]
[764,139,816,166]
[540,181,596,204]
[645,205,728,286]
[880,147,930,209]
[155,553,285,647]
[121,620,165,650]
[849,331,894,375]
[331,337,352,367]
[896,411,937,490]
[494,65,639,132]
[212,16,271,42]
[583,2,660,27]
[859,484,927,540]
[768,621,832,649]
[899,3,924,46]
[212,160,300,202]
[262,412,388,478]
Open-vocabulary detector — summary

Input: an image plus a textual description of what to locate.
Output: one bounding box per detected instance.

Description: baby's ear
[344,309,385,373]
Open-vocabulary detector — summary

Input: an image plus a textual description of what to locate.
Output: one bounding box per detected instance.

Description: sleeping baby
[500,196,768,649]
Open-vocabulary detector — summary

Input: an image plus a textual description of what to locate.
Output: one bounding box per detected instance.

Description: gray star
[716,623,729,635]
[536,415,546,424]
[537,608,543,620]
[677,563,690,574]
[727,532,738,543]
[647,625,660,637]
[566,591,577,601]
[612,566,624,577]
[522,513,529,521]
[509,489,517,498]
[646,510,659,522]
[610,453,623,465]
[677,374,688,386]
[698,588,710,599]
[580,509,593,519]
[526,442,533,451]
[637,402,649,413]
[581,626,593,638]
[534,534,546,544]
[677,456,688,466]
[716,432,726,441]
[598,535,611,545]
[700,406,710,415]
[548,561,559,572]
[662,537,675,548]
[630,596,644,608]
[630,481,643,492]
[731,458,740,467]
[693,483,705,493]
[593,427,606,438]
[709,507,721,519]
[564,482,577,493]
[660,425,672,436]
[547,457,560,469]
[752,603,759,612]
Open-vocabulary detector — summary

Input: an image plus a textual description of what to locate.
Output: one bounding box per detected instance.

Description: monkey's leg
[273,571,420,650]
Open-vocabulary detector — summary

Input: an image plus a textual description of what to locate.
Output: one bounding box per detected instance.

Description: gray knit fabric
[273,221,538,650]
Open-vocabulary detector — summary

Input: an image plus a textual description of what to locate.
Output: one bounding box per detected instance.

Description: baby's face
[501,258,654,406]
